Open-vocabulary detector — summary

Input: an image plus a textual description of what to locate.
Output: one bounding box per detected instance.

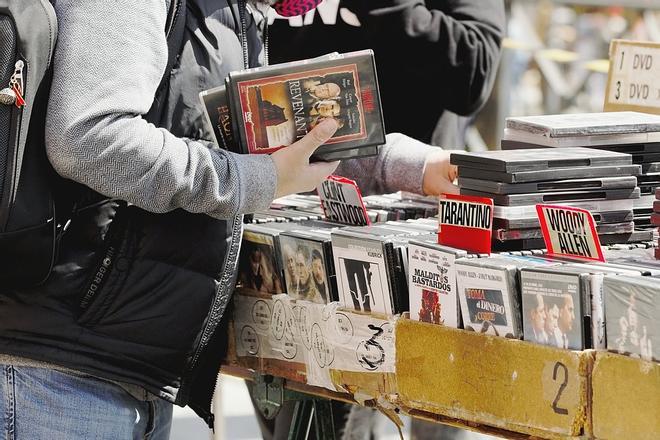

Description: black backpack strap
[145,0,187,123]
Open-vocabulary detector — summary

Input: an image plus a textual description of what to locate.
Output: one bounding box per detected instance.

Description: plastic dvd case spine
[505,112,660,138]
[199,85,239,152]
[458,164,642,184]
[492,210,634,230]
[451,147,632,172]
[494,221,635,242]
[226,50,386,161]
[461,187,641,207]
[408,241,467,328]
[493,199,635,220]
[458,176,638,195]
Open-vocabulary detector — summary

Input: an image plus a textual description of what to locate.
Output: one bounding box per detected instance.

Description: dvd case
[604,275,658,362]
[237,227,286,295]
[492,210,634,230]
[331,230,402,315]
[455,255,557,339]
[451,147,632,172]
[279,228,338,304]
[494,221,635,242]
[458,164,641,184]
[226,50,385,161]
[506,112,660,138]
[408,241,467,328]
[461,187,641,207]
[493,199,635,220]
[458,176,638,195]
[520,267,588,349]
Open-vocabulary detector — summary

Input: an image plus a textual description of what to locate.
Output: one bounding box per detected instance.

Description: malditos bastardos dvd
[226,50,385,161]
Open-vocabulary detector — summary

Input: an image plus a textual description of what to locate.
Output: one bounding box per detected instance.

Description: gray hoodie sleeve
[334,133,435,196]
[45,0,277,219]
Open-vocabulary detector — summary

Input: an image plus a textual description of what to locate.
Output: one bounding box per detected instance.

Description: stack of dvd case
[452,147,650,251]
[263,192,439,225]
[200,50,385,162]
[520,263,643,350]
[502,112,660,229]
[330,223,437,315]
[455,255,558,339]
[651,188,660,260]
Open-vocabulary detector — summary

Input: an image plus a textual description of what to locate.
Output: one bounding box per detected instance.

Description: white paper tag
[605,39,660,114]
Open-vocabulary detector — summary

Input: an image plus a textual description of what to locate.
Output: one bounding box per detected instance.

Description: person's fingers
[306,160,341,189]
[290,118,338,159]
[448,163,458,182]
[432,179,459,196]
[309,160,341,178]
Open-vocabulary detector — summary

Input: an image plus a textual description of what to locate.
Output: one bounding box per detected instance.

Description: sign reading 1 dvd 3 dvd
[224,51,385,161]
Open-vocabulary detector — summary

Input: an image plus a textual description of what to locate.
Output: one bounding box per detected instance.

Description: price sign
[536,204,605,262]
[604,39,660,114]
[317,175,370,226]
[438,194,493,254]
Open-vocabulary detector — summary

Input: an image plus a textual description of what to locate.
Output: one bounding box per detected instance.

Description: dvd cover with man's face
[227,50,385,160]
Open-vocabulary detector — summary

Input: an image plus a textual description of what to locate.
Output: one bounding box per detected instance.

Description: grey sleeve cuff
[381,132,435,195]
[232,153,277,215]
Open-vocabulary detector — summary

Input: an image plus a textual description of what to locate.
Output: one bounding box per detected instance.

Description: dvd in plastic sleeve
[604,275,659,362]
[331,229,408,315]
[278,228,338,304]
[455,255,557,339]
[408,241,468,328]
[237,224,303,296]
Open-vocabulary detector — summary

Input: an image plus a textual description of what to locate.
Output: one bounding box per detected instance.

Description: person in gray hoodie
[0,0,457,438]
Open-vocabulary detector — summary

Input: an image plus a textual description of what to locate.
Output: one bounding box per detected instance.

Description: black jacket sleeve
[355,0,505,116]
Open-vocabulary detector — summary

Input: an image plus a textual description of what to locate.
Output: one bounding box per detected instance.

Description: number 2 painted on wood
[552,362,569,415]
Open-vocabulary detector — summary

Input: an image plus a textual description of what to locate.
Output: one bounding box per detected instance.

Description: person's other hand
[422,149,459,195]
[271,118,340,198]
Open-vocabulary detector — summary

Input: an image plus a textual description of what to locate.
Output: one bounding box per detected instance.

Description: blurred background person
[267,0,506,148]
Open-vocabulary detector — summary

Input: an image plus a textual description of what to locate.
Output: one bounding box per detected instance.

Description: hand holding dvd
[272,118,341,198]
[422,150,459,196]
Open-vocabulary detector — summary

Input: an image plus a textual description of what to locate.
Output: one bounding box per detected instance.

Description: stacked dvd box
[651,188,660,260]
[455,255,558,339]
[452,147,650,251]
[263,192,439,225]
[200,50,385,162]
[502,112,660,229]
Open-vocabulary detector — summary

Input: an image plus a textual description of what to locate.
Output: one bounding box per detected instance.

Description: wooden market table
[222,319,660,440]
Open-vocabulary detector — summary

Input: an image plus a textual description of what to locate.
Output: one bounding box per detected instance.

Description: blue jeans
[0,364,172,439]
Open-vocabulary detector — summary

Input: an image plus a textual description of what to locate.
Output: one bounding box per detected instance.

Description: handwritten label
[536,204,605,262]
[317,175,371,226]
[604,39,660,113]
[438,194,493,254]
